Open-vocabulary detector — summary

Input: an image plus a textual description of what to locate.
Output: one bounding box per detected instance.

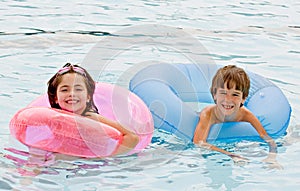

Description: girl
[47,63,139,155]
[193,65,281,168]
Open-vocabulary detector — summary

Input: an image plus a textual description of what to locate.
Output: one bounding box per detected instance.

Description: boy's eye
[233,92,242,96]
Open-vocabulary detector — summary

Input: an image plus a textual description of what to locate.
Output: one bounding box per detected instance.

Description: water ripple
[0,0,300,190]
[0,28,112,37]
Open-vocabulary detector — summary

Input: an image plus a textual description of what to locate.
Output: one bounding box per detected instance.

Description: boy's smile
[214,84,245,120]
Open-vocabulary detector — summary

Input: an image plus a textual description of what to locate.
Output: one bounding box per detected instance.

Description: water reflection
[2,122,300,190]
[1,0,300,189]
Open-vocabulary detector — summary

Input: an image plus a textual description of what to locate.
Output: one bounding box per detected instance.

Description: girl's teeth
[67,100,77,104]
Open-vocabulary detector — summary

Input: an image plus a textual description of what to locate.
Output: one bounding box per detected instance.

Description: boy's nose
[224,94,232,101]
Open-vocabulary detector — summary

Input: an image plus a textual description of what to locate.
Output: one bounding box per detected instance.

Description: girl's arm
[86,112,139,155]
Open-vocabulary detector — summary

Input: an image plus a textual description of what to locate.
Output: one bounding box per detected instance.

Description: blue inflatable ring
[129,63,291,142]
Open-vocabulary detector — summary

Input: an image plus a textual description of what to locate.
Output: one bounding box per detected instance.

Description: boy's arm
[193,107,248,162]
[243,109,282,169]
[243,109,278,153]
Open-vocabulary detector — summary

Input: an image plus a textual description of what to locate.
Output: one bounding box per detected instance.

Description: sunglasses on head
[57,63,86,76]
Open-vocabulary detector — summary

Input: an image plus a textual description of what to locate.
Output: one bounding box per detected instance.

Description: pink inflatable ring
[9,82,154,158]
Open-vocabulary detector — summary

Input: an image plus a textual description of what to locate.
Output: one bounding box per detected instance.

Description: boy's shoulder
[202,105,215,112]
[200,105,215,117]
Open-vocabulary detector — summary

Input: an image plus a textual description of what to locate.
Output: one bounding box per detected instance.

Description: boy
[193,65,281,168]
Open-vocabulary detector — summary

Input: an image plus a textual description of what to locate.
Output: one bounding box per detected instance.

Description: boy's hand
[230,154,249,166]
[262,153,283,170]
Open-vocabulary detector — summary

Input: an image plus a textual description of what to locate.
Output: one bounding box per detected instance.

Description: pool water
[1,1,300,190]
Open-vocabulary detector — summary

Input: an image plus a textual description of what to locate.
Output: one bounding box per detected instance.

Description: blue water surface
[1,1,300,190]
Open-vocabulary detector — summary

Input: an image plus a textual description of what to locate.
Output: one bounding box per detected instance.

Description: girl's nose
[68,89,75,97]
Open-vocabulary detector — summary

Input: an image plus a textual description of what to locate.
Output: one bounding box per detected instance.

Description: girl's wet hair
[210,65,250,100]
[47,63,98,115]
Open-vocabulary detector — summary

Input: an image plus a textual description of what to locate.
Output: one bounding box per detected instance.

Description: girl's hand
[85,112,139,155]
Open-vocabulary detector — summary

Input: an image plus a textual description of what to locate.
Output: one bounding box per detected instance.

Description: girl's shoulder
[82,110,100,121]
[82,108,98,116]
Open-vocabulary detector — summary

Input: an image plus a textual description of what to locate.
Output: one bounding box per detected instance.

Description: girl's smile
[55,73,90,115]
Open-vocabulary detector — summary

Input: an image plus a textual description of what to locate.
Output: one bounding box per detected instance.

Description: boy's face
[213,82,245,116]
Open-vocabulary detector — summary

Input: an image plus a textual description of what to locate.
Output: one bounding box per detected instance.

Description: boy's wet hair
[47,63,98,114]
[210,65,250,100]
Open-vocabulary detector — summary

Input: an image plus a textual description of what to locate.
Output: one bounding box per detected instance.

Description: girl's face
[213,82,245,118]
[55,73,90,115]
